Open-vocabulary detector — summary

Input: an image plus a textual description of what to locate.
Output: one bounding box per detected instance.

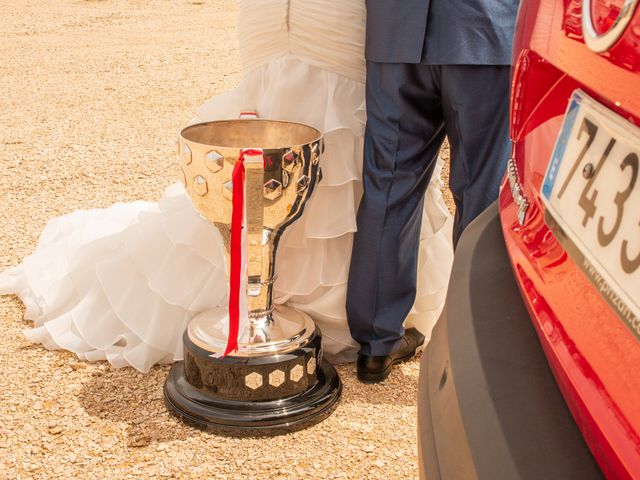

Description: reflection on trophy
[164,119,342,433]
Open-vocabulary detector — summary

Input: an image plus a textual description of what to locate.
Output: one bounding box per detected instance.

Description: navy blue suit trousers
[346,63,511,355]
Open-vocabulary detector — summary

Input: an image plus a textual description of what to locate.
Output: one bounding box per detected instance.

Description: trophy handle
[236,112,273,319]
[244,149,276,344]
[243,150,267,297]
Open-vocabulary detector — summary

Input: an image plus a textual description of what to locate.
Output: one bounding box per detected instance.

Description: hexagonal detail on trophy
[282,150,298,172]
[296,175,310,194]
[269,369,286,388]
[205,150,224,173]
[245,372,263,390]
[182,143,192,165]
[290,364,304,382]
[222,179,233,200]
[263,179,283,200]
[194,175,208,196]
[307,356,317,375]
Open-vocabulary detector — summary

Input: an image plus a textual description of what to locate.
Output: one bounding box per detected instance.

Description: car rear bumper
[417,202,602,480]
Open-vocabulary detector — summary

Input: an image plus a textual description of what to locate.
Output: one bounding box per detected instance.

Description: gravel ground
[0,1,450,479]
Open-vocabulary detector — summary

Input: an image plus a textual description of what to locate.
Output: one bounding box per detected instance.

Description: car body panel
[501,0,640,477]
[418,203,602,480]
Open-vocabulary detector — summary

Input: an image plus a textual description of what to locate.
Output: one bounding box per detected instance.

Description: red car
[418,1,640,479]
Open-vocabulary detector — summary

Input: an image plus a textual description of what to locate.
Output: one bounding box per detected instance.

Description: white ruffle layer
[0,54,454,371]
[0,186,229,372]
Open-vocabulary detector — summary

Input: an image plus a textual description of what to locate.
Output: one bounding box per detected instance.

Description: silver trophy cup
[164,119,342,433]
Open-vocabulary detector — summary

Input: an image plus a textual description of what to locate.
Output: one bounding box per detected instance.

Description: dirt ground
[0,1,448,479]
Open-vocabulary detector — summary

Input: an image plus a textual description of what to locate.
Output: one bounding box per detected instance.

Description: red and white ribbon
[222,111,260,357]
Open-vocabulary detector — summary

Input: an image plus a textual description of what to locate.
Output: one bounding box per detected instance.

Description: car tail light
[509,50,567,143]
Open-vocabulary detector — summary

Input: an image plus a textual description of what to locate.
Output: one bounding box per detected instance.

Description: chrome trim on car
[507,156,530,225]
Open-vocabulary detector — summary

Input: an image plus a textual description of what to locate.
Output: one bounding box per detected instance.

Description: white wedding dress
[0,0,454,372]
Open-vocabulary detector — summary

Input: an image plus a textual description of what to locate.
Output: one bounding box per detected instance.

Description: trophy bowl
[164,119,342,434]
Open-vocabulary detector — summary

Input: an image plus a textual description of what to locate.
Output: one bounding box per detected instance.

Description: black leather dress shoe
[357,328,426,383]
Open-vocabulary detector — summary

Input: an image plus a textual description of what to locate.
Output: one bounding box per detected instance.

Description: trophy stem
[247,266,277,344]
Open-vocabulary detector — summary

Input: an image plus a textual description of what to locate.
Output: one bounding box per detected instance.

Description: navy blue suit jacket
[365,0,519,65]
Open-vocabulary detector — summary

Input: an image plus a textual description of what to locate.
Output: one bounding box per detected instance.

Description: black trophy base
[163,330,342,435]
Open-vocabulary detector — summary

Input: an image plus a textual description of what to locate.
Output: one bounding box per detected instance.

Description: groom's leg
[347,62,446,356]
[440,65,511,245]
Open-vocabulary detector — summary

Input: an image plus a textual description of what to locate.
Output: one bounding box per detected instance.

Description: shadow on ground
[334,361,419,407]
[76,357,420,445]
[77,364,190,447]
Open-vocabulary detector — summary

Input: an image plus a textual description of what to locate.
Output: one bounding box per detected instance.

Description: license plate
[542,90,640,341]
